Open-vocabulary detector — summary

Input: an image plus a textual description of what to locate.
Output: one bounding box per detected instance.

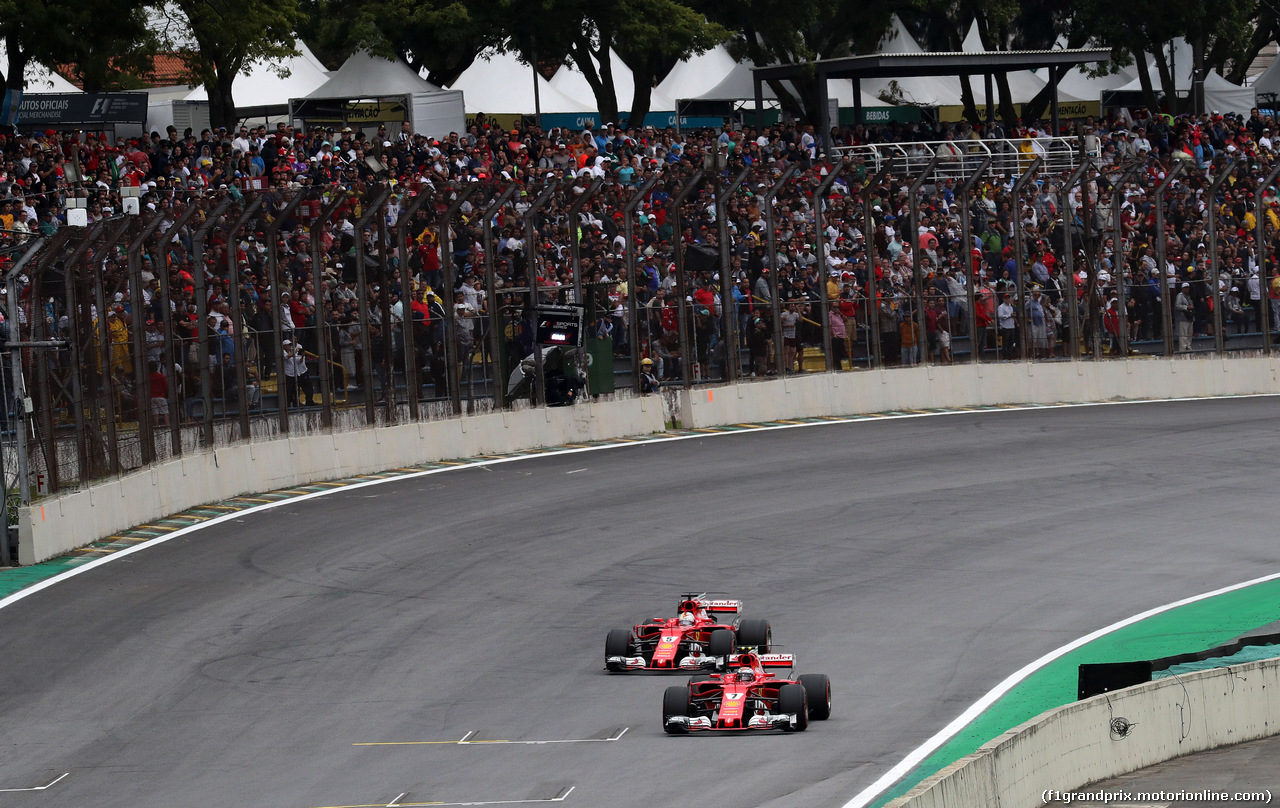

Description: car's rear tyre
[663,686,691,734]
[707,628,734,659]
[799,673,831,720]
[736,618,772,651]
[778,683,808,732]
[605,628,631,672]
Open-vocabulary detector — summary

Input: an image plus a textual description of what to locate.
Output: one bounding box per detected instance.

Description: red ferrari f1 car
[662,651,831,733]
[604,594,772,673]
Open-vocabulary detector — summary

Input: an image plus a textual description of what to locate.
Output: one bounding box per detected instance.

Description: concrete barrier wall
[20,355,1280,565]
[885,657,1280,808]
[680,356,1280,428]
[17,396,665,565]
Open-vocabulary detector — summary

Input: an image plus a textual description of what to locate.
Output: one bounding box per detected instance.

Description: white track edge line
[3,393,1275,618]
[839,566,1280,808]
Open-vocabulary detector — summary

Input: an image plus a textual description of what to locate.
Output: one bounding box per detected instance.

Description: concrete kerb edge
[882,656,1280,808]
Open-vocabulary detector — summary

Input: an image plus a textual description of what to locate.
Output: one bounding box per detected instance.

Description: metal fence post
[262,191,305,434]
[958,156,992,363]
[482,185,519,406]
[126,212,172,463]
[2,237,48,558]
[1010,157,1043,362]
[225,195,265,440]
[92,218,134,471]
[394,188,435,420]
[717,167,751,382]
[1206,159,1236,356]
[439,184,478,415]
[1257,164,1280,356]
[353,186,392,425]
[310,192,350,430]
[57,229,107,487]
[907,154,943,366]
[670,170,706,387]
[191,199,233,447]
[568,178,605,301]
[862,159,897,368]
[623,175,661,390]
[1152,163,1185,358]
[1059,160,1093,362]
[523,181,560,407]
[763,165,799,376]
[1110,161,1144,356]
[154,201,203,456]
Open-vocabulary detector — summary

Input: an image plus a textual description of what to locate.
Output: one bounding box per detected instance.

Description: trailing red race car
[662,651,831,733]
[604,594,773,673]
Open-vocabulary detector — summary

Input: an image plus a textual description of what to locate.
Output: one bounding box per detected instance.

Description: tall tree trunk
[995,72,1017,128]
[3,35,28,91]
[959,74,979,126]
[1154,47,1177,115]
[570,39,618,124]
[1135,50,1159,113]
[628,77,653,129]
[207,70,239,131]
[1191,34,1206,115]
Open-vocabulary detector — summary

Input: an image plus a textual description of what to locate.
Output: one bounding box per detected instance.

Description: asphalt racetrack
[2,398,1278,808]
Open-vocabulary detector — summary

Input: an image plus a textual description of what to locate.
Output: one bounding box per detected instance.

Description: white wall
[886,656,1280,808]
[17,396,664,565]
[680,356,1280,428]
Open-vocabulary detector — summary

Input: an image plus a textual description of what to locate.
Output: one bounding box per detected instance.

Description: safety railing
[837,136,1081,183]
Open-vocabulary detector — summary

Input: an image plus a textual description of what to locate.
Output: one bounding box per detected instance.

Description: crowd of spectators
[3,102,1280,425]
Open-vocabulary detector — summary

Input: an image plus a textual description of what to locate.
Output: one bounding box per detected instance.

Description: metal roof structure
[751,48,1113,135]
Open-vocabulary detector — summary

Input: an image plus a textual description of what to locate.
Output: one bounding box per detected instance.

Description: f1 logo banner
[17,92,148,126]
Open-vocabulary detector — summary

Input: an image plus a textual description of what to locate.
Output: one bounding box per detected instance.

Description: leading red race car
[662,651,831,733]
[604,594,772,673]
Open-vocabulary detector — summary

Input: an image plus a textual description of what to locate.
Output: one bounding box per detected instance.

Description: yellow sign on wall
[937,100,1101,123]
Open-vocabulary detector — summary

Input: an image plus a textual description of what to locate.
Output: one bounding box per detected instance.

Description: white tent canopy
[185,41,330,108]
[309,50,444,98]
[549,48,677,114]
[0,45,81,94]
[1108,40,1255,116]
[656,45,738,102]
[298,50,465,139]
[861,16,964,106]
[1251,51,1280,96]
[959,23,1084,104]
[448,50,592,114]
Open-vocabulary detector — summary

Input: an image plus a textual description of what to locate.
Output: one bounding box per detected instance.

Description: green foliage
[0,0,157,91]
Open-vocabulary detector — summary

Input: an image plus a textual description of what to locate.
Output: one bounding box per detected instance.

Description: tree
[298,0,498,87]
[162,0,300,129]
[0,0,155,94]
[700,0,892,124]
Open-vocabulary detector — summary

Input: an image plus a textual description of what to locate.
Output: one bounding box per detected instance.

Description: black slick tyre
[798,673,831,720]
[605,628,631,672]
[736,618,772,651]
[663,686,691,734]
[778,683,808,732]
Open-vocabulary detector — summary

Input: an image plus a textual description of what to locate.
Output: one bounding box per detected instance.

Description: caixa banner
[17,92,148,127]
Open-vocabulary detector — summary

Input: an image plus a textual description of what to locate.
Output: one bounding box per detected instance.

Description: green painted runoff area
[0,556,84,600]
[872,577,1280,806]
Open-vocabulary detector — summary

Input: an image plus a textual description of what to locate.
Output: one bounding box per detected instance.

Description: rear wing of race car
[697,598,743,613]
[728,652,795,668]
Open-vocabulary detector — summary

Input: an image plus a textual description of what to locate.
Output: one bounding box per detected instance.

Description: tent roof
[549,49,677,113]
[959,22,1079,103]
[186,41,330,107]
[307,50,442,99]
[0,45,81,93]
[1255,52,1280,96]
[656,45,739,101]
[448,50,593,114]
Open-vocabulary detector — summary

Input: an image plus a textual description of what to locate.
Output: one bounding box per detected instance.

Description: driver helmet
[737,666,755,683]
[678,611,695,626]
